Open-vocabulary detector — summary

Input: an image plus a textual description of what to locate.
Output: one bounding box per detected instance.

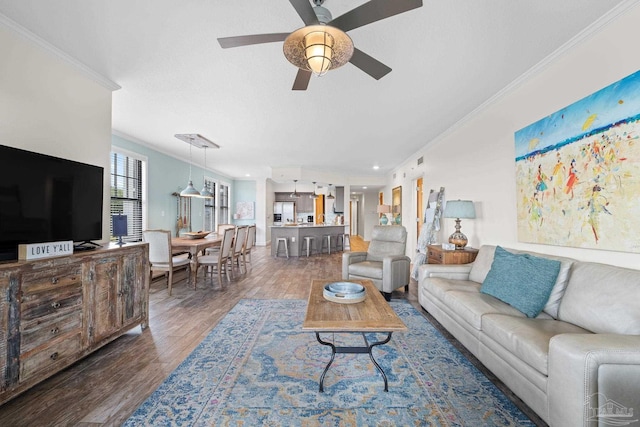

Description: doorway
[350,200,358,235]
[416,177,424,240]
[315,194,325,224]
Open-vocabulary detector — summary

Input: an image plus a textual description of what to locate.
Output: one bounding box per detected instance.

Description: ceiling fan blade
[328,0,423,33]
[349,48,392,80]
[292,69,312,91]
[218,33,290,49]
[289,0,319,25]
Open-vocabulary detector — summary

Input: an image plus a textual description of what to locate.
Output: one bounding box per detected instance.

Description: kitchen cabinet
[0,243,149,405]
[275,192,292,202]
[334,186,344,213]
[296,194,315,213]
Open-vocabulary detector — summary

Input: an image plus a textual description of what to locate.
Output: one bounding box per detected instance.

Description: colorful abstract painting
[515,69,640,253]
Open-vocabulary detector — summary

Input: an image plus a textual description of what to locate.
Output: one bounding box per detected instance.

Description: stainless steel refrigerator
[273,202,295,224]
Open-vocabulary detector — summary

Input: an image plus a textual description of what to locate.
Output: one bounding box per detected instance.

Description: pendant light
[289,179,300,198]
[180,140,200,197]
[326,183,335,199]
[199,146,214,199]
[309,182,319,199]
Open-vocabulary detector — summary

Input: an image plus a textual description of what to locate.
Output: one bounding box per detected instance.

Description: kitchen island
[270,224,348,257]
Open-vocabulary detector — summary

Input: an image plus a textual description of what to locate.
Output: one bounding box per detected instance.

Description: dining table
[171,234,222,285]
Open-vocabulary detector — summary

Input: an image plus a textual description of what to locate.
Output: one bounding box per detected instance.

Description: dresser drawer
[20,311,83,355]
[19,332,83,384]
[21,265,82,295]
[427,247,443,264]
[20,284,83,322]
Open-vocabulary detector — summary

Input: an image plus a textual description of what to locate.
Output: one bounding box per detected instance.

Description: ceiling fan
[218,0,423,90]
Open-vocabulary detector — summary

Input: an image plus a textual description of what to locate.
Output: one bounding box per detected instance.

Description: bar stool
[300,236,316,257]
[275,237,289,258]
[336,233,351,251]
[321,234,334,254]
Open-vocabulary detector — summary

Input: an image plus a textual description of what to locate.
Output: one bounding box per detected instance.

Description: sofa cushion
[559,261,640,334]
[444,290,526,330]
[469,245,497,283]
[469,245,575,319]
[348,261,383,280]
[542,259,574,319]
[480,246,561,318]
[481,314,591,375]
[424,277,481,302]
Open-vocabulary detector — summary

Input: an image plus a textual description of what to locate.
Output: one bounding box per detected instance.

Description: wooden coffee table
[302,279,407,392]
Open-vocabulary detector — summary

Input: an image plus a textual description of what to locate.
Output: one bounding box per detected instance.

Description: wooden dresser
[427,245,479,265]
[0,243,149,405]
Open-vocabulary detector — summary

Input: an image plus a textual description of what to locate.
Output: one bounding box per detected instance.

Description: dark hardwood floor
[0,237,543,426]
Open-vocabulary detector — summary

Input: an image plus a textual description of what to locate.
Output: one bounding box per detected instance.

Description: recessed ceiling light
[373,165,380,170]
[245,173,251,177]
[363,186,367,189]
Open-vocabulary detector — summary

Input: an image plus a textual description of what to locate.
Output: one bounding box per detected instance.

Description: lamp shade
[443,200,476,219]
[377,204,391,214]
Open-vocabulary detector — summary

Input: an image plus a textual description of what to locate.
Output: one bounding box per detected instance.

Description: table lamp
[443,200,475,250]
[376,204,392,225]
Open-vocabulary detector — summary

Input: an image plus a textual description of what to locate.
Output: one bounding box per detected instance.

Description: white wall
[0,26,114,243]
[393,4,640,269]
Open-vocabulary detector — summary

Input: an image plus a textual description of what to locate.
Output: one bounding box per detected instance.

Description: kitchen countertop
[270,224,348,256]
[270,224,348,228]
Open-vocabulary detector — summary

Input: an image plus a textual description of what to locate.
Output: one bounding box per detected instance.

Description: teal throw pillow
[480,246,561,318]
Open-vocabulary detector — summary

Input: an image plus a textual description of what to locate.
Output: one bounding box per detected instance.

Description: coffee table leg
[315,332,394,393]
[315,332,336,392]
[367,332,393,392]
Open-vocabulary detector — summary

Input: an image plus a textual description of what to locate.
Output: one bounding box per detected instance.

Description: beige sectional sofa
[418,245,640,427]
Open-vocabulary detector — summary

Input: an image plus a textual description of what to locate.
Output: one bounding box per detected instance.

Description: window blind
[110,152,143,242]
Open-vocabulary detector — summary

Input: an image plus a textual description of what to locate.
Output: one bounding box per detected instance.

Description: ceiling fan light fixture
[283,25,353,76]
[303,31,334,76]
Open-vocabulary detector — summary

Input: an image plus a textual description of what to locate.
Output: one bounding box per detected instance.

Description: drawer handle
[51,277,59,284]
[51,302,61,309]
[50,352,59,361]
[51,327,59,335]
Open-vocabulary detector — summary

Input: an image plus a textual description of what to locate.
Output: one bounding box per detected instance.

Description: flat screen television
[0,144,104,261]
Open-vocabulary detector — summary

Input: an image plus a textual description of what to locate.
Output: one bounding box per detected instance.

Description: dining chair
[197,227,235,286]
[231,225,248,274]
[143,229,191,296]
[242,224,256,268]
[217,223,236,235]
[205,223,237,255]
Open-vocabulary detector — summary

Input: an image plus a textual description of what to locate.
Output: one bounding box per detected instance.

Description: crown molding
[0,13,120,91]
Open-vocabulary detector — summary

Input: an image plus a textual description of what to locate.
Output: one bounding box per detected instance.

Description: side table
[427,245,478,264]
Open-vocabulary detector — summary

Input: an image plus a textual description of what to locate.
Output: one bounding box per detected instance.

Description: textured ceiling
[0,0,633,184]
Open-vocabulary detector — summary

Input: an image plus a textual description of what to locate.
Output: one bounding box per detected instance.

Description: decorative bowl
[323,282,366,304]
[182,231,210,239]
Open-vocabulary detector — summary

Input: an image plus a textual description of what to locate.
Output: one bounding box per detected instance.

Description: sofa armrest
[418,263,473,282]
[381,255,411,293]
[548,333,640,427]
[342,252,367,279]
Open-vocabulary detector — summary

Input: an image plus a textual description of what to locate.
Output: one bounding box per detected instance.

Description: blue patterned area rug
[124,299,535,426]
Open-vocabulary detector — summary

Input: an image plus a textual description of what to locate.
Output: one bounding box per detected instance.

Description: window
[110,150,145,242]
[202,179,231,231]
[204,178,216,231]
[219,182,230,225]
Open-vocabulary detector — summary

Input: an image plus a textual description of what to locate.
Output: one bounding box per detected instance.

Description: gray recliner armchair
[342,225,411,300]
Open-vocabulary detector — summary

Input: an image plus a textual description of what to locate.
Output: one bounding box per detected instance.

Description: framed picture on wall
[235,201,254,220]
[392,186,402,225]
[514,68,640,253]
